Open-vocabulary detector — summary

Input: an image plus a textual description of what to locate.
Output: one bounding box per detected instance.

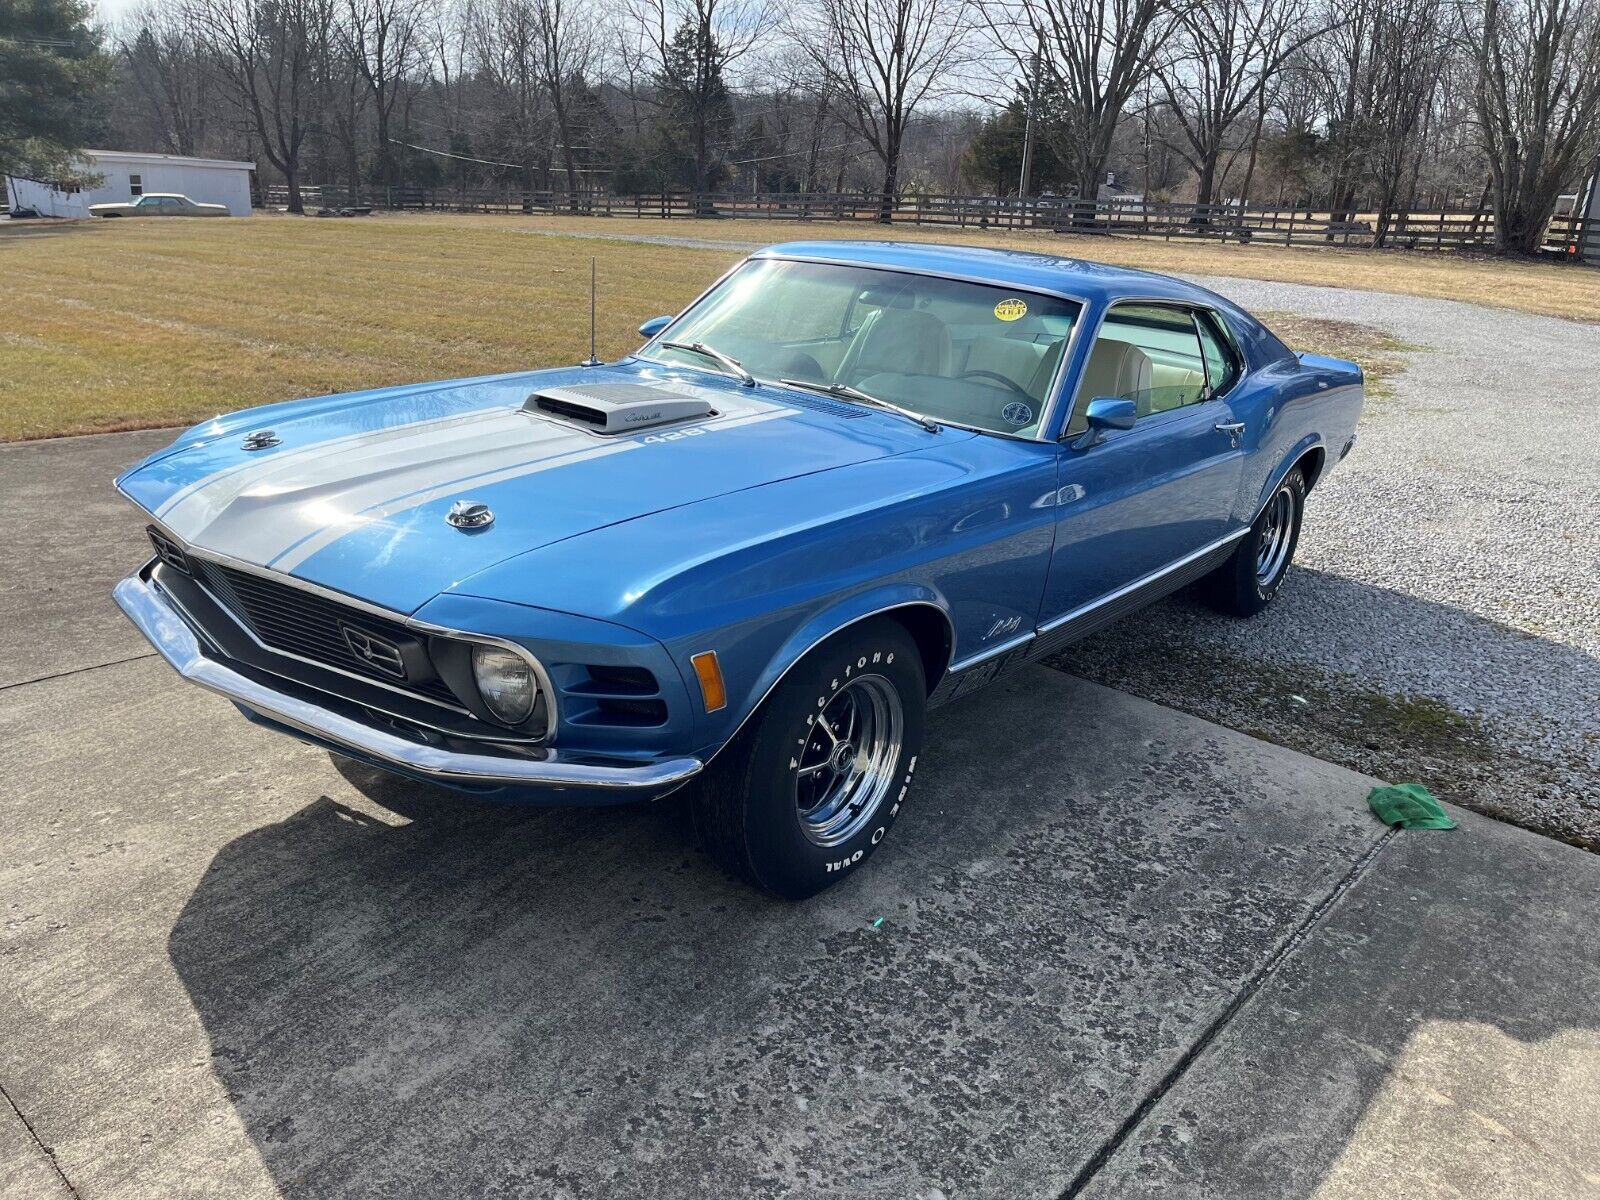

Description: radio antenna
[582,256,601,366]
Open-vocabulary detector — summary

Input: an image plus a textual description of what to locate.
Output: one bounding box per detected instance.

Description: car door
[1038,301,1247,626]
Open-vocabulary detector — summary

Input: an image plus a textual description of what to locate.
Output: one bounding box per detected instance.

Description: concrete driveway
[3,432,1598,1199]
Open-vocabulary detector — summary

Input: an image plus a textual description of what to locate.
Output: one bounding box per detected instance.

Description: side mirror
[637,315,673,339]
[1069,396,1137,450]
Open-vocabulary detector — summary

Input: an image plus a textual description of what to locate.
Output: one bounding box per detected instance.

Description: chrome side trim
[948,629,1036,673]
[1038,528,1249,634]
[115,573,700,792]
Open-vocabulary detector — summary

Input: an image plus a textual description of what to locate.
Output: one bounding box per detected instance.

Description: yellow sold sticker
[994,298,1027,321]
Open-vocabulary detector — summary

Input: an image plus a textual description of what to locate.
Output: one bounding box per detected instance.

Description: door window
[1081,303,1210,423]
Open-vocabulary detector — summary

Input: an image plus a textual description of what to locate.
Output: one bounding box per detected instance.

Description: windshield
[645,258,1081,437]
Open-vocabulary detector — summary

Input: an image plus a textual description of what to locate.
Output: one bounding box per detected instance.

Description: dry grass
[1,208,1583,440]
[502,212,1600,321]
[1258,311,1419,397]
[0,216,742,441]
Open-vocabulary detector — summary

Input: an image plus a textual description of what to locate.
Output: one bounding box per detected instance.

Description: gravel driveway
[1055,274,1600,849]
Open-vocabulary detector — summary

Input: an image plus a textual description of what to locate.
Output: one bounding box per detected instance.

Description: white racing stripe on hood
[268,406,795,571]
[178,410,587,563]
[156,408,499,525]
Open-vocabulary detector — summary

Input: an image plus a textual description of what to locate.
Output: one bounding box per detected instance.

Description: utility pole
[1580,154,1600,264]
[1017,40,1042,208]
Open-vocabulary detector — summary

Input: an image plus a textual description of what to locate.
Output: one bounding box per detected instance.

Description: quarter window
[1194,312,1241,398]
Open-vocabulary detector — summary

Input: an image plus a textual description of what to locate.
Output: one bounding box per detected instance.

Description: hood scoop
[526,381,716,435]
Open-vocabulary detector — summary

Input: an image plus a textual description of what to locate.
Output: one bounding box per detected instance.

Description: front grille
[189,557,461,707]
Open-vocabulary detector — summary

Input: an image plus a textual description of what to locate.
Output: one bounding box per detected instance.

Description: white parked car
[89,193,229,218]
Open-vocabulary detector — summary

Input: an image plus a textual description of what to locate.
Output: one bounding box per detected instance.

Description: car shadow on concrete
[160,669,1600,1198]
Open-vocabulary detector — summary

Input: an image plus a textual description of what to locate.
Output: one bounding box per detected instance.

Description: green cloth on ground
[1367,783,1458,830]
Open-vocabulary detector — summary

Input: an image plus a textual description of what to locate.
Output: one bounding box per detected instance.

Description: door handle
[1215,421,1245,447]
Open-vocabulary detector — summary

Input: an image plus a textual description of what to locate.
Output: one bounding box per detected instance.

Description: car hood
[118,361,938,612]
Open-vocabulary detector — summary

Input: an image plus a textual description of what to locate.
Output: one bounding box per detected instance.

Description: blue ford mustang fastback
[115,241,1362,897]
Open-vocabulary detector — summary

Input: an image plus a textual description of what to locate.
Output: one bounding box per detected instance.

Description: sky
[93,0,141,29]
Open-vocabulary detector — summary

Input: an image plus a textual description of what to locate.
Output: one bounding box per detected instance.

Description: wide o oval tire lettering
[689,618,927,900]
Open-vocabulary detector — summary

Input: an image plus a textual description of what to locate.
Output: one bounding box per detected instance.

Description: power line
[389,137,610,173]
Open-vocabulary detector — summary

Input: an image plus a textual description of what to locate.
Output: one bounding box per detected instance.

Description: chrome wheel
[794,674,904,848]
[1255,484,1298,587]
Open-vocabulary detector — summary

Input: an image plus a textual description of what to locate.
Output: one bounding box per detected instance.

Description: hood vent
[526,382,716,435]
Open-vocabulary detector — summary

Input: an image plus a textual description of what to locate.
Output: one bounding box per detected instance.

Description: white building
[5,150,255,218]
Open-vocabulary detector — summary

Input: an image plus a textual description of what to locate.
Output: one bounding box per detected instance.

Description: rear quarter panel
[1230,346,1363,520]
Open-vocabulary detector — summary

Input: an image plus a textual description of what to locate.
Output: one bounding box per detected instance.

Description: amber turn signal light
[691,650,727,713]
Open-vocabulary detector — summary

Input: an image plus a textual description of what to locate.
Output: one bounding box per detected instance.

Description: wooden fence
[264,184,1600,259]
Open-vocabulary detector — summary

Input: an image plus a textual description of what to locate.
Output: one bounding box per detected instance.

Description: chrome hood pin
[241,429,280,451]
[447,500,494,530]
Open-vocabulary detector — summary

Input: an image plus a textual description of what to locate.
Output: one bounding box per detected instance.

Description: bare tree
[424,0,475,135]
[472,0,550,204]
[189,0,334,212]
[317,8,369,198]
[799,0,970,220]
[1364,0,1449,242]
[1461,0,1600,252]
[977,0,1182,204]
[1155,0,1329,210]
[121,2,215,157]
[533,0,599,206]
[343,0,426,191]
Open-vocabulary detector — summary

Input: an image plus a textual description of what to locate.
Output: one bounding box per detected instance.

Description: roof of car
[752,240,1215,308]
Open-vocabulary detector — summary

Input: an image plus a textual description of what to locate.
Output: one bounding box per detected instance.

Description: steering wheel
[959,369,1034,399]
[777,351,825,383]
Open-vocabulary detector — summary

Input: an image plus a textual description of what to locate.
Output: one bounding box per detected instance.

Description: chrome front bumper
[114,573,704,795]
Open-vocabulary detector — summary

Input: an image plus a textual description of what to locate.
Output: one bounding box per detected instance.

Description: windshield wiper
[779,378,941,433]
[660,339,755,387]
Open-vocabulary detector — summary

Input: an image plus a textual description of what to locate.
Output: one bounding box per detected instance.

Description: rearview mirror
[638,315,672,339]
[1070,397,1138,450]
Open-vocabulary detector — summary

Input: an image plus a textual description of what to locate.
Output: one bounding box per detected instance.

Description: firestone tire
[691,619,926,900]
[1205,467,1308,617]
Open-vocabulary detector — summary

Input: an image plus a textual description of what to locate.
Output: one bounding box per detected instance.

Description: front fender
[413,591,698,763]
[685,585,954,762]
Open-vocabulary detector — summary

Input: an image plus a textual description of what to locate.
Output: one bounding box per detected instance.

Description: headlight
[471,644,538,725]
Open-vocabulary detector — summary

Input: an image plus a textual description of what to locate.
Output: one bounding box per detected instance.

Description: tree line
[3,0,1598,252]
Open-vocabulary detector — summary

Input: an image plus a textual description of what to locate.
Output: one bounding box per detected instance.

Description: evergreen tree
[960,93,1067,196]
[0,0,111,188]
[654,19,735,195]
